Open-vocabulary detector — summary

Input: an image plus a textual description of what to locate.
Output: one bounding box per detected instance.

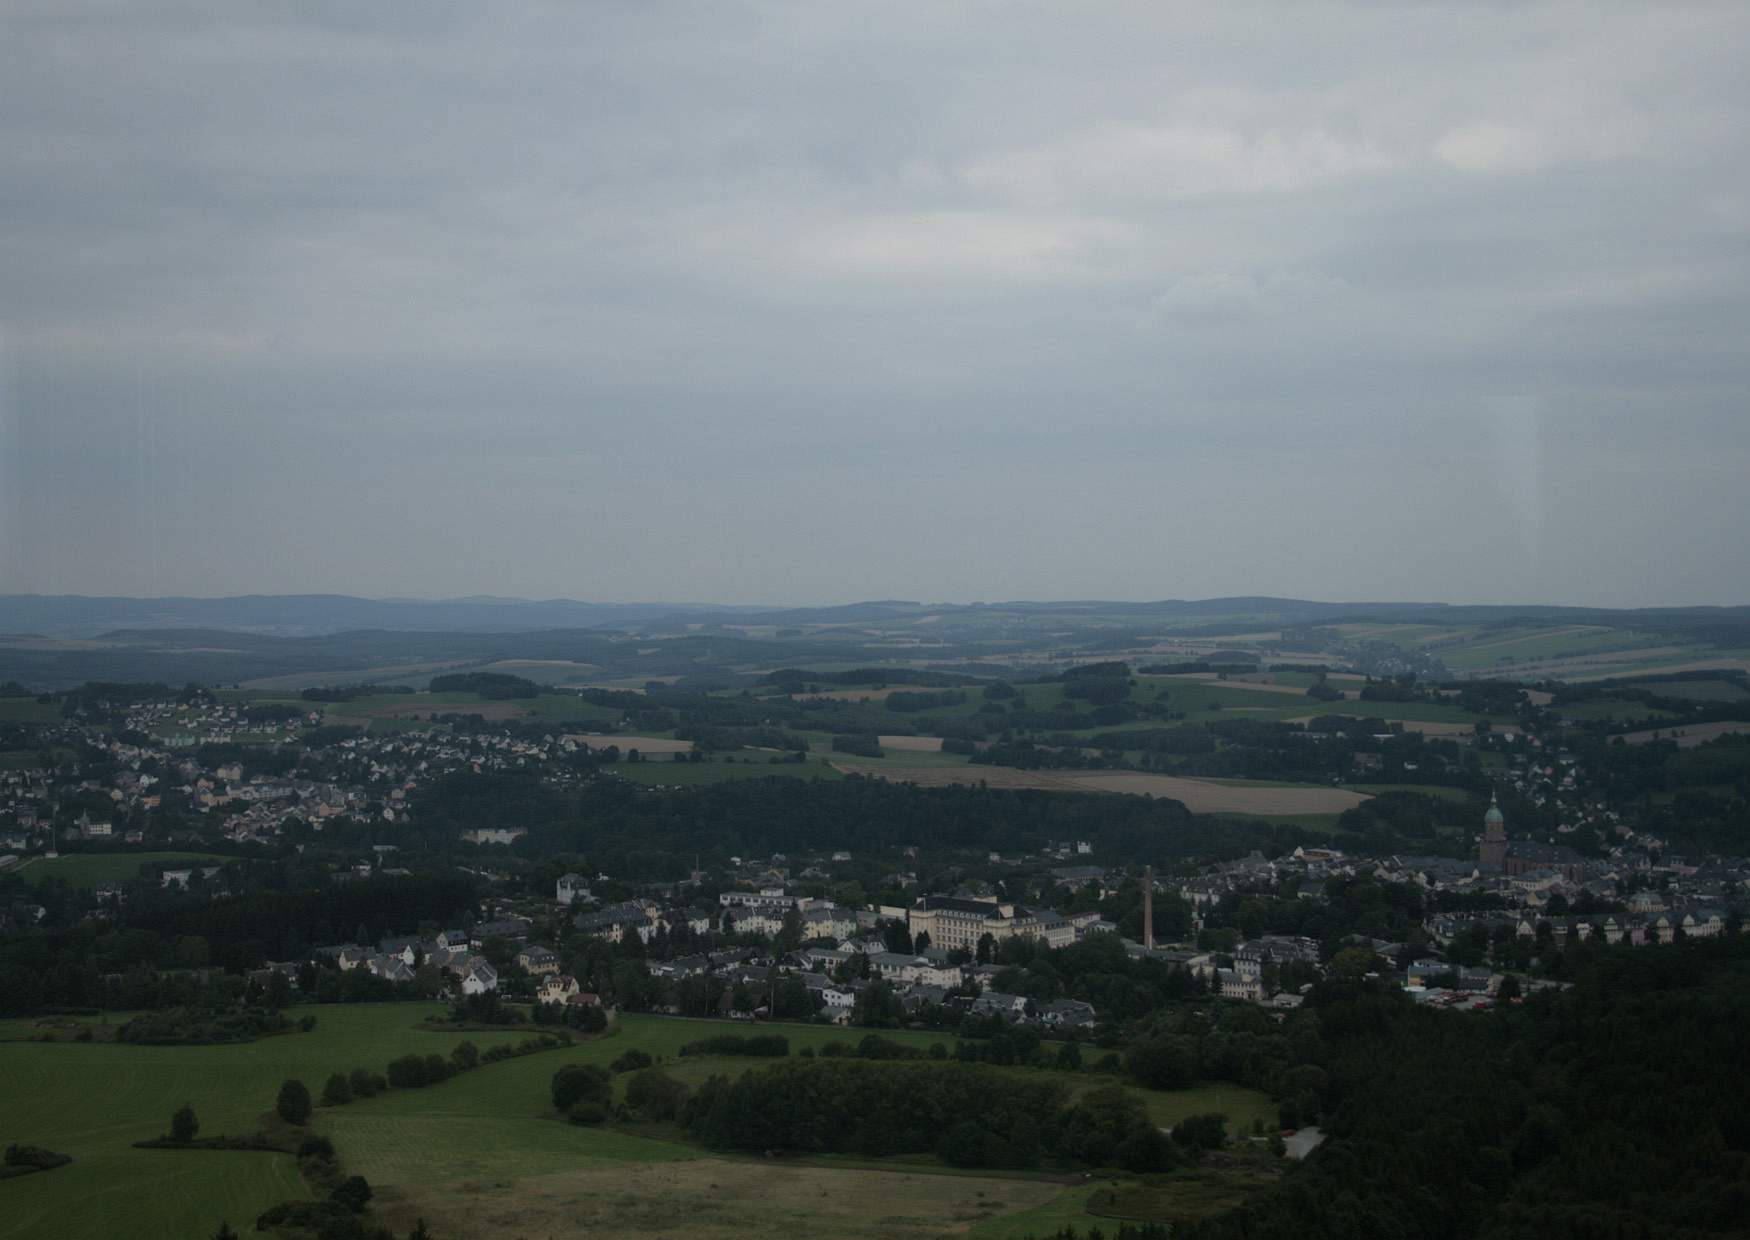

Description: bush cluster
[683,1060,1174,1172]
[321,1034,571,1106]
[0,1144,72,1179]
[677,1034,788,1058]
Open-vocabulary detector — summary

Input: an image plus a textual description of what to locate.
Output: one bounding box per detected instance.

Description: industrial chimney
[1143,864,1154,952]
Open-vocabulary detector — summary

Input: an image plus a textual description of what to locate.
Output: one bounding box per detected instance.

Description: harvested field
[1393,719,1517,736]
[374,701,529,720]
[1220,676,1347,697]
[1282,716,1518,737]
[879,735,945,751]
[1155,673,1347,699]
[797,688,903,702]
[1569,657,1750,681]
[836,764,1051,790]
[1611,720,1750,748]
[570,734,693,753]
[847,765,1371,815]
[376,1158,1063,1240]
[1052,773,1371,814]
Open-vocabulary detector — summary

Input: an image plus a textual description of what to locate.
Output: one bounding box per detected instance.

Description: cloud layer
[3,1,1747,605]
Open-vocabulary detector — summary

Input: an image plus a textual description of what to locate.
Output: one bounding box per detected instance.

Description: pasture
[607,758,846,786]
[13,851,229,889]
[0,1005,1275,1240]
[1610,720,1750,749]
[319,690,622,730]
[0,698,61,724]
[853,764,1371,816]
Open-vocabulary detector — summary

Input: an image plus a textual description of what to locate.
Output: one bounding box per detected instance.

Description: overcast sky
[2,2,1747,608]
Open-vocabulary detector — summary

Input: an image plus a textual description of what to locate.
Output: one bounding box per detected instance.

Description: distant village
[3,690,1747,1029]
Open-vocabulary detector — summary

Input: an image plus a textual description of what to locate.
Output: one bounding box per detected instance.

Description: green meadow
[0,699,62,724]
[607,757,847,786]
[14,851,230,890]
[0,1005,1274,1240]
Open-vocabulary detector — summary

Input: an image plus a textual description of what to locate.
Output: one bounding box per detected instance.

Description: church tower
[1478,790,1508,870]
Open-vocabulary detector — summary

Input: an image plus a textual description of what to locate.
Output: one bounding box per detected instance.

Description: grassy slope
[0,1006,1274,1240]
[0,1003,537,1240]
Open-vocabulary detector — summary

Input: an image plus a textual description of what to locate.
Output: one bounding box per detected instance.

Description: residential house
[461,960,499,995]
[517,944,561,975]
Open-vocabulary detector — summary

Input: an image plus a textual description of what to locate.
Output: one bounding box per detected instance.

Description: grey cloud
[1,1,1747,606]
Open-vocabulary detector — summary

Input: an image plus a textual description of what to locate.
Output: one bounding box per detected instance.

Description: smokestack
[1143,864,1154,952]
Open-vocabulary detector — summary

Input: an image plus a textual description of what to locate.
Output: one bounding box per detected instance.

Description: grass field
[320,690,622,729]
[1630,677,1750,702]
[1347,784,1476,803]
[0,698,61,723]
[13,851,229,889]
[1437,626,1667,671]
[607,759,848,786]
[0,1006,1275,1240]
[0,1003,538,1240]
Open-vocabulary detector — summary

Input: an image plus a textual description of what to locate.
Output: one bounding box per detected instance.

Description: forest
[1157,935,1750,1240]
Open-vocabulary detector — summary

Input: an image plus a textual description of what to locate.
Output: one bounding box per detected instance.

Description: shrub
[321,1073,353,1106]
[170,1104,199,1143]
[678,1034,788,1058]
[623,1069,689,1121]
[387,1054,448,1088]
[275,1079,312,1126]
[329,1175,373,1213]
[1172,1112,1228,1152]
[3,1145,71,1172]
[551,1064,611,1112]
[297,1135,335,1161]
[347,1067,379,1098]
[451,1041,480,1071]
[611,1048,653,1074]
[568,1101,608,1125]
[855,1034,922,1060]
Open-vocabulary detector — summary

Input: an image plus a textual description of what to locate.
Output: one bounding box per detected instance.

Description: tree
[330,1175,373,1213]
[170,1104,199,1143]
[551,1063,611,1112]
[1172,1111,1228,1151]
[1125,1036,1195,1090]
[321,1073,353,1106]
[1497,974,1523,1002]
[852,980,903,1028]
[211,1225,239,1240]
[624,1068,690,1120]
[275,1079,313,1126]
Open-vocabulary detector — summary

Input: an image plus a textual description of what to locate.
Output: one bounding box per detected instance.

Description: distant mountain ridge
[4,592,1748,640]
[0,594,764,639]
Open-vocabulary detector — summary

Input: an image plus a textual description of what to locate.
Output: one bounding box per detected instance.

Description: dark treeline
[481,775,1217,880]
[427,672,541,698]
[1169,935,1750,1240]
[125,875,479,960]
[0,875,478,1013]
[682,1059,1173,1172]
